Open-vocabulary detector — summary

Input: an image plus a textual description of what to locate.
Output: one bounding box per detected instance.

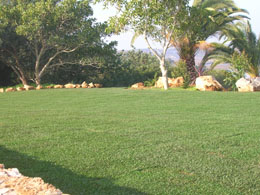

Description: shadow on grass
[0,146,147,195]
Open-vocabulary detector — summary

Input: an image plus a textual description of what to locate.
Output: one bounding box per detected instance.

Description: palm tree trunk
[183,55,197,84]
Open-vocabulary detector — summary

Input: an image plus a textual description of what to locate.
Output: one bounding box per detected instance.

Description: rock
[24,85,35,91]
[64,83,75,89]
[0,88,4,93]
[81,81,88,88]
[196,76,224,91]
[17,87,26,91]
[75,84,81,88]
[131,82,144,89]
[88,82,95,88]
[0,164,66,195]
[94,84,102,88]
[5,88,16,92]
[252,77,260,91]
[54,85,64,89]
[236,77,260,92]
[154,77,165,88]
[168,77,184,88]
[36,85,44,90]
[168,78,175,87]
[0,164,4,169]
[155,77,184,88]
[46,86,54,89]
[173,77,184,87]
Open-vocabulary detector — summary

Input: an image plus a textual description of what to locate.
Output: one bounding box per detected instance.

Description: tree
[209,21,260,78]
[0,0,108,85]
[171,0,247,83]
[95,0,189,90]
[0,26,33,85]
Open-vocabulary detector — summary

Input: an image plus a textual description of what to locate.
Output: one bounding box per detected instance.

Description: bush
[224,52,251,90]
[170,60,190,88]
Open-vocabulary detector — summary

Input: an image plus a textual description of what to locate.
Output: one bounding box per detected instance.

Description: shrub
[224,51,251,90]
[170,60,190,88]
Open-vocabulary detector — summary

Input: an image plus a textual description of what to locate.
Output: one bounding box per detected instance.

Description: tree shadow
[0,146,148,195]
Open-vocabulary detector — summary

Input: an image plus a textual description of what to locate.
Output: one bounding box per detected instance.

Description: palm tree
[209,21,260,78]
[171,0,247,83]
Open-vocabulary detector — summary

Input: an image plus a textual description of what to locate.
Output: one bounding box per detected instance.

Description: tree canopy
[0,0,112,85]
[95,0,189,89]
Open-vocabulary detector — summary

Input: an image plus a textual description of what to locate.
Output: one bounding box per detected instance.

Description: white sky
[92,0,260,50]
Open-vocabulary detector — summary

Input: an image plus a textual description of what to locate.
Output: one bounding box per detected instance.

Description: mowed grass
[1,88,260,195]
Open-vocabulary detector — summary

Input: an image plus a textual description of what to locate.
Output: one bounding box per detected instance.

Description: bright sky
[93,0,260,50]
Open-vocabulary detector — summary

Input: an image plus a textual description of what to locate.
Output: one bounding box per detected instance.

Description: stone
[168,77,184,88]
[196,76,224,91]
[94,84,102,88]
[46,86,54,89]
[75,84,81,88]
[155,77,184,88]
[24,85,35,91]
[0,164,65,195]
[154,77,165,88]
[0,88,4,93]
[81,81,88,88]
[64,83,75,89]
[88,82,95,88]
[5,88,16,92]
[251,77,260,91]
[54,85,64,89]
[17,87,26,91]
[173,77,184,87]
[236,77,260,92]
[36,85,44,90]
[131,82,144,89]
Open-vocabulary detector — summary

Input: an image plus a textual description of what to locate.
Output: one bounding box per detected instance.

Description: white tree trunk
[160,60,168,90]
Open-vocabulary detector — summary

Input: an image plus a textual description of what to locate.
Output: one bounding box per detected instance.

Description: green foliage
[170,60,190,88]
[118,50,161,86]
[209,21,260,78]
[223,52,251,90]
[144,72,159,87]
[172,0,247,83]
[0,0,113,85]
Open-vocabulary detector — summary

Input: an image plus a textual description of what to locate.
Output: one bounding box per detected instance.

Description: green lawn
[0,88,260,195]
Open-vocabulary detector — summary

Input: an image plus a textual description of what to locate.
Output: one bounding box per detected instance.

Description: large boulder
[236,77,260,92]
[196,76,224,91]
[171,77,184,87]
[155,77,184,88]
[131,82,144,89]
